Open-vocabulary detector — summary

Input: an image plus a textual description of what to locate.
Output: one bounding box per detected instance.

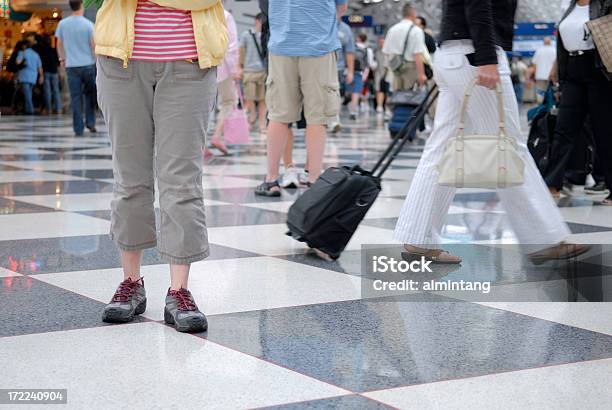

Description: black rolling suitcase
[286,85,438,260]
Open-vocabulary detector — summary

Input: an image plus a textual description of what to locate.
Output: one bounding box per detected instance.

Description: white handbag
[437,80,525,189]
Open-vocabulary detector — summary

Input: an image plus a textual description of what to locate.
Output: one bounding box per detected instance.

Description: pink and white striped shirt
[131,0,198,61]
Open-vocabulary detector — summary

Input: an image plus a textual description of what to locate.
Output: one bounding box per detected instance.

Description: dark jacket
[557,0,612,82]
[37,44,60,74]
[439,0,517,66]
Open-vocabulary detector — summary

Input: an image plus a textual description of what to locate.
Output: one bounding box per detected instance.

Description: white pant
[394,40,570,248]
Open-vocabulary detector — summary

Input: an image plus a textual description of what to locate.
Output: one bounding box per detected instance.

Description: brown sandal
[402,245,462,264]
[529,242,591,265]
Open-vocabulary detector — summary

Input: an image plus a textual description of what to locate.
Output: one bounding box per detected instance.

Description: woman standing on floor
[544,0,612,204]
[92,0,227,332]
[207,7,240,157]
[394,0,588,263]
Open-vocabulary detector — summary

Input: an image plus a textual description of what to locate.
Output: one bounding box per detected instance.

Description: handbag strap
[250,30,266,65]
[454,80,511,189]
[399,24,415,61]
[458,79,506,141]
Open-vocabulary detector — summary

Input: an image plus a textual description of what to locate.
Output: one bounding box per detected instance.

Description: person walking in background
[237,13,267,134]
[254,0,347,196]
[383,3,428,91]
[38,35,62,115]
[94,0,227,332]
[16,40,43,115]
[208,8,239,156]
[545,0,612,204]
[373,37,390,117]
[416,16,437,57]
[511,56,528,105]
[329,16,355,133]
[532,37,557,102]
[394,0,587,264]
[56,0,96,136]
[349,33,376,120]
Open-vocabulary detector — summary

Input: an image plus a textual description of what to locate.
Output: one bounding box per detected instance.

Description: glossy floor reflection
[1,112,612,409]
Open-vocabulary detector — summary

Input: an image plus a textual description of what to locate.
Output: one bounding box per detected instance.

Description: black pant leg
[544,79,589,189]
[587,75,612,198]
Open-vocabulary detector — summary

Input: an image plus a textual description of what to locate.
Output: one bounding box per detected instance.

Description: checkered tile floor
[1,111,612,409]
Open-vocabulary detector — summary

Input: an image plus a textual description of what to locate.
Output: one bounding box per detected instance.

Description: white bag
[437,80,525,189]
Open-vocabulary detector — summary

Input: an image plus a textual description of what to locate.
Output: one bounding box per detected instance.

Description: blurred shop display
[0,1,63,109]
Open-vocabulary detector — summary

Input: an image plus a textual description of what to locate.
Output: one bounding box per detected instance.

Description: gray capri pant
[97,56,217,264]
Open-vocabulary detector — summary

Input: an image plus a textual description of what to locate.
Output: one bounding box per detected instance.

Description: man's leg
[349,72,362,118]
[43,73,52,112]
[66,67,84,135]
[259,54,300,191]
[52,73,62,112]
[22,83,34,114]
[83,65,97,130]
[267,120,290,181]
[299,52,339,182]
[304,124,326,182]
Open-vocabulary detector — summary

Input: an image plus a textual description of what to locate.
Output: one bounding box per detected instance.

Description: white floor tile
[9,193,114,211]
[0,323,349,409]
[560,207,612,228]
[208,223,310,256]
[204,164,267,176]
[202,175,263,189]
[0,159,113,171]
[0,171,86,183]
[0,147,50,155]
[0,267,21,277]
[364,358,612,410]
[0,212,110,240]
[34,256,370,317]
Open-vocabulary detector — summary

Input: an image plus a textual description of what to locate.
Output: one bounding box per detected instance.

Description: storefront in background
[0,1,63,107]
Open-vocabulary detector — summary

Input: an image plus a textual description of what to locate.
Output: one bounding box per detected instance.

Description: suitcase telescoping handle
[371,85,439,179]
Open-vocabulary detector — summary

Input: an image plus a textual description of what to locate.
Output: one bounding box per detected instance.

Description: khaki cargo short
[266,52,340,125]
[243,70,266,101]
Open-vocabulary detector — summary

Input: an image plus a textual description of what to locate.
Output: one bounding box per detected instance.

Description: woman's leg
[153,61,215,332]
[587,72,612,202]
[479,56,570,247]
[98,58,156,323]
[543,79,589,193]
[212,78,235,146]
[154,61,216,269]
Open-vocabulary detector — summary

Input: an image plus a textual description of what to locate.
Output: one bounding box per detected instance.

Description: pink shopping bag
[223,85,250,145]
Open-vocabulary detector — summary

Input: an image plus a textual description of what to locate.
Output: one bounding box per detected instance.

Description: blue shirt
[17,49,42,84]
[336,21,355,71]
[268,0,347,57]
[55,15,95,68]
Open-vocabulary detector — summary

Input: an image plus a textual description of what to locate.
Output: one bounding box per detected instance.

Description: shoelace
[112,278,141,302]
[169,289,197,311]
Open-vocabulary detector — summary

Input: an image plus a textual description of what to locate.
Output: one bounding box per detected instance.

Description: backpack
[354,46,370,72]
[6,49,25,73]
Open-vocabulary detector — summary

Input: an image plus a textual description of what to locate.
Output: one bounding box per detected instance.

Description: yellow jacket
[94,0,228,69]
